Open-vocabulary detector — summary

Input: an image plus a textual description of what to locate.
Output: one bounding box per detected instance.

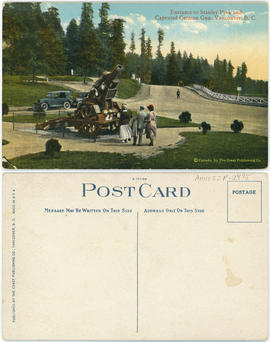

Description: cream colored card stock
[2,173,268,340]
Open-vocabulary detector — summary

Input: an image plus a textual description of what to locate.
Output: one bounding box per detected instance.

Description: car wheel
[41,102,48,111]
[63,101,71,110]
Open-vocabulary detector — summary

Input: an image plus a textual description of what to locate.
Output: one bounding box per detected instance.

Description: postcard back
[2,172,268,340]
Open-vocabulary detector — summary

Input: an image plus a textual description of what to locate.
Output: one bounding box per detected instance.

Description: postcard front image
[2,2,268,169]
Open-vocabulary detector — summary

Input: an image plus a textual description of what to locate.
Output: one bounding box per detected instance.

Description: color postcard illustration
[2,172,268,340]
[2,2,268,169]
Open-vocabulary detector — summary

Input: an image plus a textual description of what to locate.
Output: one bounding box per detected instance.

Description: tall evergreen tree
[156,28,164,58]
[78,3,99,80]
[166,42,178,85]
[130,32,136,53]
[139,28,147,81]
[65,19,79,73]
[240,62,248,88]
[97,2,112,71]
[108,19,126,68]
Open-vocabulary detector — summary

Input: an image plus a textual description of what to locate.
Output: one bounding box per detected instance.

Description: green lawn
[157,116,199,128]
[3,75,70,107]
[117,79,141,99]
[7,132,267,169]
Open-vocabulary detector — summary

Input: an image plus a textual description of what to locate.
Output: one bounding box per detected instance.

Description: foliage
[2,103,9,115]
[199,121,211,134]
[231,120,244,133]
[178,111,192,123]
[45,138,62,155]
[108,19,126,68]
[9,132,267,169]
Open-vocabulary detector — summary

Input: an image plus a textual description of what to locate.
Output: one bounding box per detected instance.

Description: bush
[45,139,62,156]
[2,103,9,115]
[2,139,10,145]
[231,120,244,133]
[199,121,211,135]
[179,111,192,123]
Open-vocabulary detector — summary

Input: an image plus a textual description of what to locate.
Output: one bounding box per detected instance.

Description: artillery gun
[36,64,124,139]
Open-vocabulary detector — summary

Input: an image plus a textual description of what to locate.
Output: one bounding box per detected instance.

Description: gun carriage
[36,64,124,139]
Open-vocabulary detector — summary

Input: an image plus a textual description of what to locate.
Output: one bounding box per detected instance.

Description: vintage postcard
[2,1,268,169]
[2,172,268,340]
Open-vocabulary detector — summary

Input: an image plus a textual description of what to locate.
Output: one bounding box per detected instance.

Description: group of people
[119,104,157,146]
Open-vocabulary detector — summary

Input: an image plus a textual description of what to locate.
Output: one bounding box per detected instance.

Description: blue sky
[41,2,268,79]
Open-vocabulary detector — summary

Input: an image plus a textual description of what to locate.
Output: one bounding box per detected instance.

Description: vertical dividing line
[136,211,139,333]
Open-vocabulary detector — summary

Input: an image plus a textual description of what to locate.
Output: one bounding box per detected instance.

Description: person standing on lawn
[131,105,148,146]
[146,104,157,146]
[119,103,132,143]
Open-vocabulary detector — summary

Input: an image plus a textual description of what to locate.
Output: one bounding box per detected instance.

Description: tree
[125,32,139,77]
[151,28,166,85]
[199,121,211,134]
[97,3,112,71]
[226,60,234,93]
[157,28,164,58]
[43,7,65,41]
[240,62,248,88]
[65,19,79,73]
[213,55,222,91]
[139,28,147,81]
[231,120,244,133]
[78,3,99,80]
[179,111,192,123]
[130,32,136,54]
[166,42,178,85]
[108,19,126,68]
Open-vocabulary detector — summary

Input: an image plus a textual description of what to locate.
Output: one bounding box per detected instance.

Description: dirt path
[49,81,267,136]
[2,122,187,160]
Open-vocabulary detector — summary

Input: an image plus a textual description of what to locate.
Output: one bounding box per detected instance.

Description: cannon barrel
[88,64,124,103]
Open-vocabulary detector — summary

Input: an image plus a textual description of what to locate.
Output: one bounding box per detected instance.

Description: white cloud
[149,20,169,30]
[136,14,146,24]
[44,2,53,10]
[62,21,69,32]
[109,14,134,25]
[180,21,208,34]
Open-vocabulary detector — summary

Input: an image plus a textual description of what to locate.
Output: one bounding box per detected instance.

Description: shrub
[199,121,211,135]
[2,103,9,115]
[231,120,244,133]
[45,139,62,156]
[2,139,10,145]
[178,111,192,123]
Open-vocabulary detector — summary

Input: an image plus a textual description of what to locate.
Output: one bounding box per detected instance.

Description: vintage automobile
[34,91,73,111]
[72,92,88,108]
